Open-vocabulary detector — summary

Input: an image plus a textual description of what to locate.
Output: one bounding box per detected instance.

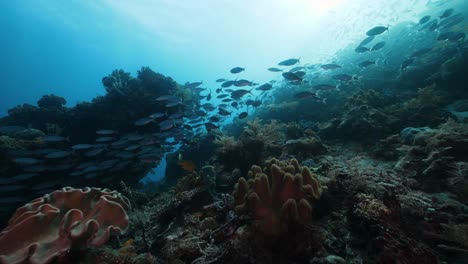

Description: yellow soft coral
[233,158,322,236]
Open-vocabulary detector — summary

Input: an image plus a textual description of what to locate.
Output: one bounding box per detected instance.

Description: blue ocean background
[1,0,447,115]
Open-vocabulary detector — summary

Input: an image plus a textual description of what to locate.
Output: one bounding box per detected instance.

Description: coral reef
[395,119,468,198]
[102,69,137,96]
[283,129,328,159]
[37,94,67,110]
[233,158,322,236]
[0,187,130,264]
[214,119,286,173]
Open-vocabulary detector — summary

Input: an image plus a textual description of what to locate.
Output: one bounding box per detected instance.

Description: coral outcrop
[233,158,322,236]
[0,187,130,264]
[37,94,67,110]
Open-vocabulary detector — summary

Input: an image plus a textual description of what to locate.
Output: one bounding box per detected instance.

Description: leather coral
[233,158,322,236]
[0,187,130,264]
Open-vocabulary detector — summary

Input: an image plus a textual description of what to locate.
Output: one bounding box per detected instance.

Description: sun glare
[304,0,346,16]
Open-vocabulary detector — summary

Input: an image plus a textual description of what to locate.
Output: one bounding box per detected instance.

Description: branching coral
[233,158,322,236]
[0,187,130,264]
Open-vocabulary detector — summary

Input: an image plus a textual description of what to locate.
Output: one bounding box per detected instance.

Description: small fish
[313,84,336,90]
[289,66,305,72]
[230,67,245,74]
[428,20,439,31]
[439,8,454,19]
[204,123,219,131]
[45,151,71,159]
[267,67,283,72]
[192,88,206,94]
[125,144,141,151]
[410,47,432,58]
[440,14,464,29]
[221,80,235,88]
[216,78,227,82]
[12,173,38,181]
[0,185,26,192]
[165,101,181,108]
[127,135,144,141]
[216,88,222,93]
[294,71,306,78]
[278,58,300,66]
[96,129,117,135]
[358,60,376,68]
[134,117,154,126]
[43,135,67,143]
[251,100,262,107]
[419,18,438,31]
[234,79,252,87]
[149,112,165,119]
[231,88,253,99]
[448,32,465,42]
[185,81,203,89]
[222,98,233,102]
[209,116,220,122]
[366,25,389,36]
[437,31,455,41]
[169,112,184,119]
[419,15,431,24]
[282,72,303,81]
[230,102,238,108]
[159,120,174,131]
[355,46,370,53]
[96,136,115,143]
[400,58,414,71]
[294,91,320,100]
[320,64,341,70]
[256,83,273,91]
[358,36,374,47]
[332,74,356,81]
[156,95,179,102]
[225,89,234,93]
[71,144,94,151]
[13,157,41,166]
[217,94,229,99]
[238,112,248,119]
[371,41,385,51]
[218,108,231,116]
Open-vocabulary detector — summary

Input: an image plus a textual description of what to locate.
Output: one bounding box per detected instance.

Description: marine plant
[233,158,322,236]
[0,187,130,264]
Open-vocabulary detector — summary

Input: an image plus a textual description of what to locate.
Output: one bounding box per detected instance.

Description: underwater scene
[1,0,468,263]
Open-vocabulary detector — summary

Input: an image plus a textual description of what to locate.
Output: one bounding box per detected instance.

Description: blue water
[2,0,453,116]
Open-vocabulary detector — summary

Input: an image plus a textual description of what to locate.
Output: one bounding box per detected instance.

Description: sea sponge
[233,158,322,236]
